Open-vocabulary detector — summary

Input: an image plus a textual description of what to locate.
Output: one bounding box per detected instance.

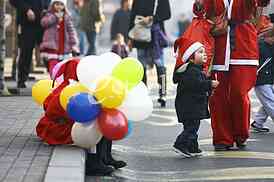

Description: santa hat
[174,37,203,68]
[51,57,80,87]
[51,0,67,6]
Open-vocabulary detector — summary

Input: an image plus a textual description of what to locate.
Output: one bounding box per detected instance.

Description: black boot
[85,153,114,176]
[156,66,166,108]
[85,138,114,176]
[103,137,127,169]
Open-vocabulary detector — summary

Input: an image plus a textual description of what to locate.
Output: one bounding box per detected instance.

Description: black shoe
[214,144,231,151]
[189,148,203,156]
[17,82,26,88]
[235,138,247,149]
[85,153,114,176]
[251,121,270,133]
[157,97,166,107]
[173,144,192,158]
[105,159,127,169]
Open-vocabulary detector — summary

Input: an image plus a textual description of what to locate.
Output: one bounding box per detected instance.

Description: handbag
[128,0,158,42]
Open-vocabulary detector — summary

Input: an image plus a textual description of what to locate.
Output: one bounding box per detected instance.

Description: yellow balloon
[112,57,144,90]
[32,79,54,106]
[60,83,90,110]
[94,76,126,108]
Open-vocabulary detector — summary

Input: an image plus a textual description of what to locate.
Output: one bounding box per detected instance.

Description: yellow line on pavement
[114,167,274,181]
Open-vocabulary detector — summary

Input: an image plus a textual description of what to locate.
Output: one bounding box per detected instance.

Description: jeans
[85,30,97,55]
[78,31,87,55]
[175,120,201,147]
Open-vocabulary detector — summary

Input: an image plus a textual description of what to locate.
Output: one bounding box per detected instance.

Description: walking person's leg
[137,49,147,84]
[252,85,274,132]
[229,66,257,148]
[86,30,97,55]
[173,120,193,157]
[17,26,36,88]
[187,120,202,156]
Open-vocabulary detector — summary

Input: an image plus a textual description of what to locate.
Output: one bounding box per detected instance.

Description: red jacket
[212,0,270,71]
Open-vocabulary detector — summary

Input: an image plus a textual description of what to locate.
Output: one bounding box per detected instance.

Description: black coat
[9,0,50,26]
[256,40,274,86]
[173,63,212,121]
[129,0,171,48]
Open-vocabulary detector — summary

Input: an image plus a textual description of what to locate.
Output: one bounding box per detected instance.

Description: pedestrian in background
[110,0,131,43]
[251,15,274,133]
[129,0,171,107]
[69,0,87,55]
[80,0,105,55]
[173,37,219,157]
[111,33,128,58]
[40,0,79,78]
[9,0,50,88]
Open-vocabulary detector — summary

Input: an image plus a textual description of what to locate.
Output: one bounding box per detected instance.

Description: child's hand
[211,80,219,88]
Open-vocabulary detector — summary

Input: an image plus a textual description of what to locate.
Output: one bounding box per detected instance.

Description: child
[173,37,219,157]
[111,33,128,58]
[40,0,79,78]
[251,16,274,133]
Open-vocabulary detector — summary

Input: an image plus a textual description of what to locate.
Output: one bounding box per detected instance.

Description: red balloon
[98,108,128,140]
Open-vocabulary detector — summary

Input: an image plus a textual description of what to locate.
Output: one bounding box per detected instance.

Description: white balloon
[77,54,121,89]
[118,82,153,121]
[71,121,102,149]
[100,52,121,66]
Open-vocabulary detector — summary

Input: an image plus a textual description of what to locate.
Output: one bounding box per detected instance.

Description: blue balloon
[67,93,101,123]
[125,120,133,137]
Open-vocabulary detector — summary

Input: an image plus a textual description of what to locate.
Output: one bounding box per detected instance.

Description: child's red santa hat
[174,37,204,69]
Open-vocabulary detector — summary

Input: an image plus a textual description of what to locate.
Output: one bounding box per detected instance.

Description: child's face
[53,2,65,12]
[193,47,207,65]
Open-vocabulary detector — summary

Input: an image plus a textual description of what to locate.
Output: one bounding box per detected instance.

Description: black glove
[72,51,80,57]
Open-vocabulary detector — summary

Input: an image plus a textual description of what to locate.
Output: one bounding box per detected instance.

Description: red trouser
[209,65,257,146]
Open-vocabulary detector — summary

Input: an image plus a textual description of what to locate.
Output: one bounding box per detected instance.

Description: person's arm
[180,70,213,92]
[110,11,119,41]
[41,12,58,28]
[66,15,79,53]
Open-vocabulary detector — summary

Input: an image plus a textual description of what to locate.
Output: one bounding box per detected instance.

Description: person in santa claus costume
[180,0,215,75]
[209,0,271,151]
[36,58,126,176]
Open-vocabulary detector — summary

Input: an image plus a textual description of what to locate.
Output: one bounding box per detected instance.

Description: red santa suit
[209,0,270,147]
[36,58,80,145]
[180,0,215,73]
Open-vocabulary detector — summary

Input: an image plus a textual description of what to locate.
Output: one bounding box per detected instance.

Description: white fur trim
[212,65,229,71]
[230,59,259,65]
[51,0,67,6]
[182,42,203,62]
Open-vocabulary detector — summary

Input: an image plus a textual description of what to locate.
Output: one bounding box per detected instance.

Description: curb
[44,146,86,182]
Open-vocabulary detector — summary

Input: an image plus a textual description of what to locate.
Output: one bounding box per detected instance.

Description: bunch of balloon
[32,52,154,149]
[75,53,153,143]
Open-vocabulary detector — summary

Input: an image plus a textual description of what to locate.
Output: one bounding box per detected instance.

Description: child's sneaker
[173,144,192,158]
[188,148,203,157]
[251,121,270,133]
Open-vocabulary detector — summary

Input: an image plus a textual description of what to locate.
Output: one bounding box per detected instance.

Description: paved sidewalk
[0,96,86,182]
[0,96,53,182]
